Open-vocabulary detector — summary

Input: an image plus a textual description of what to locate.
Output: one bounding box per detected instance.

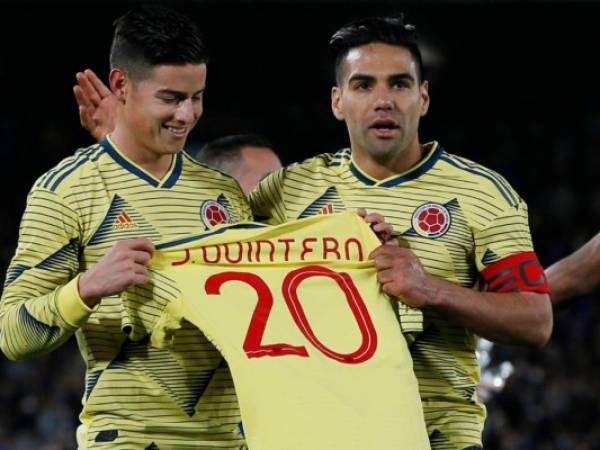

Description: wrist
[410,274,443,309]
[78,272,102,308]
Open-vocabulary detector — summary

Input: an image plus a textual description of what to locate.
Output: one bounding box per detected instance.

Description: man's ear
[109,68,128,103]
[331,86,344,121]
[419,80,430,117]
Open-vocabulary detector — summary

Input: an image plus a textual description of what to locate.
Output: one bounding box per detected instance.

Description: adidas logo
[319,204,334,215]
[112,211,137,230]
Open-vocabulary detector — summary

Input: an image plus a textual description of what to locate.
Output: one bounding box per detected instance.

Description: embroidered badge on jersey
[201,199,231,228]
[410,202,451,238]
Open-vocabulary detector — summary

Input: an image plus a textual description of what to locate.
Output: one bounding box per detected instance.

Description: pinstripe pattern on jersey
[3,264,29,287]
[106,336,217,417]
[88,194,162,245]
[481,249,501,265]
[298,186,345,218]
[249,141,535,450]
[86,370,103,400]
[1,138,251,449]
[17,304,61,349]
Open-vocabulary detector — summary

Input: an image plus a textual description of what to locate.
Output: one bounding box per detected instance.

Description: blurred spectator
[194,134,282,194]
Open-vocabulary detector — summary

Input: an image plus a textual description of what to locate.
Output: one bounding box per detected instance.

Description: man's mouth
[164,125,187,138]
[369,119,399,138]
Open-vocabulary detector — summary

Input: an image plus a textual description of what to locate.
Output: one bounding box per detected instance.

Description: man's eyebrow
[348,73,376,83]
[156,88,205,97]
[388,73,416,83]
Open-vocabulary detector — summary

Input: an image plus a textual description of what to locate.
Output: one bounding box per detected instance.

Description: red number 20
[204,265,377,364]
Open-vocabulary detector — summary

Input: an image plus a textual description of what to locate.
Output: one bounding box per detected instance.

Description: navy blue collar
[349,142,442,187]
[100,136,182,188]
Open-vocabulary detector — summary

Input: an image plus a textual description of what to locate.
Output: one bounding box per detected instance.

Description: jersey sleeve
[121,266,183,342]
[0,185,92,361]
[249,168,287,225]
[474,199,548,293]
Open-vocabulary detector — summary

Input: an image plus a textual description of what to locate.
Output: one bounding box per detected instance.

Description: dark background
[1,1,599,449]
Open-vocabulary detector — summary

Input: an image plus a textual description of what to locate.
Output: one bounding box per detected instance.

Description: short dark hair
[110,5,208,81]
[195,134,276,171]
[329,14,424,85]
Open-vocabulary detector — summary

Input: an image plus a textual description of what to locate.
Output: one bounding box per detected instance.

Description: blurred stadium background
[1,1,599,449]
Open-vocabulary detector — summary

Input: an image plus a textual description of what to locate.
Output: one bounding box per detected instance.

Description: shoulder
[280,148,351,178]
[32,143,106,196]
[436,149,522,209]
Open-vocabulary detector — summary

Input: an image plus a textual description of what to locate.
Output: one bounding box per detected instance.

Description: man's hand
[73,69,117,141]
[78,238,155,308]
[356,208,393,243]
[369,242,430,308]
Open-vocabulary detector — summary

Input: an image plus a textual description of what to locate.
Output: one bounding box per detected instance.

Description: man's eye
[158,96,179,104]
[392,81,410,89]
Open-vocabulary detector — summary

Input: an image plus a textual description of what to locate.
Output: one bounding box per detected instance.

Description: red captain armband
[481,251,550,294]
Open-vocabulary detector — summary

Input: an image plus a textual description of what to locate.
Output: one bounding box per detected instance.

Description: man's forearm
[546,232,600,306]
[410,276,553,347]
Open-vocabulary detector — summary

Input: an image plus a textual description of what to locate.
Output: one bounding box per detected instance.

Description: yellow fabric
[1,138,251,449]
[55,275,94,328]
[143,212,429,450]
[250,142,537,449]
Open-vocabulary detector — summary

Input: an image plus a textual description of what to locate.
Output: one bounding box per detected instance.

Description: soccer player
[195,134,282,194]
[545,231,600,306]
[249,15,552,450]
[0,6,251,449]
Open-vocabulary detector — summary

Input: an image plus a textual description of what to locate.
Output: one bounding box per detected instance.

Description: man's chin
[366,141,401,158]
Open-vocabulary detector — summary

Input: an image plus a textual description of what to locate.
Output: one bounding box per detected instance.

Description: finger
[131,250,153,265]
[355,208,367,218]
[73,84,92,109]
[115,238,155,255]
[128,238,155,255]
[77,72,103,107]
[84,69,112,97]
[369,244,394,259]
[385,238,401,246]
[377,268,396,285]
[363,212,385,224]
[372,254,393,270]
[372,222,393,235]
[78,106,93,129]
[132,272,151,286]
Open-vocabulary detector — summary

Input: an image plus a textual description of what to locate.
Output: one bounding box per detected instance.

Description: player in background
[1,6,252,449]
[249,15,552,450]
[545,231,600,306]
[195,134,282,195]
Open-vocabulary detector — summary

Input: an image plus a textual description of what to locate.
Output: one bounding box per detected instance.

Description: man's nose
[174,98,195,122]
[373,90,394,111]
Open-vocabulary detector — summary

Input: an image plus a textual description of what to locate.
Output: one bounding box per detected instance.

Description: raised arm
[545,232,600,306]
[73,69,117,141]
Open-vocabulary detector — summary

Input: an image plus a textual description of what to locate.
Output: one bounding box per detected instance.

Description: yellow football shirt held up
[129,212,429,450]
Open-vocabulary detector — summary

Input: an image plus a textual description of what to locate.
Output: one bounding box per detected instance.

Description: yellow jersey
[1,136,251,449]
[128,212,429,450]
[250,142,542,450]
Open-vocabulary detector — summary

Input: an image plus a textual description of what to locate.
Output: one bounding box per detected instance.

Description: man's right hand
[73,69,117,141]
[78,238,155,308]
